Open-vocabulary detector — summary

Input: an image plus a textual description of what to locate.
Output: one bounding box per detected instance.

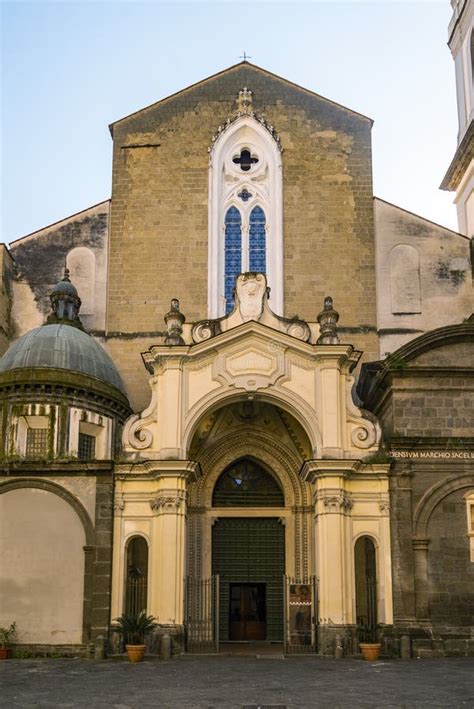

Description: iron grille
[78,432,96,461]
[25,428,49,456]
[125,577,148,615]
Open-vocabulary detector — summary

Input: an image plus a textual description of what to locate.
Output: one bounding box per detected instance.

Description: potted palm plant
[114,611,157,662]
[0,622,17,659]
[358,621,382,661]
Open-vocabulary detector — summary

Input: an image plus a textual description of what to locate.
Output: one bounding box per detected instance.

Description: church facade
[1,6,473,658]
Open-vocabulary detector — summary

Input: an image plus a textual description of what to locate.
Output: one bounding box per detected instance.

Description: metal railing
[184,576,219,653]
[125,577,148,615]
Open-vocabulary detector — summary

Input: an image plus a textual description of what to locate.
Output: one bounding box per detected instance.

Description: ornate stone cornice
[114,460,202,482]
[299,459,363,483]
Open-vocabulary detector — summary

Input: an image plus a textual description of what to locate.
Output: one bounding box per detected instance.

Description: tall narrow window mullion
[224,206,242,314]
[249,206,266,273]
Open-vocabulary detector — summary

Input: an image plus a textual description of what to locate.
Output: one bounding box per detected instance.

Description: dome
[0,324,125,393]
[53,279,78,297]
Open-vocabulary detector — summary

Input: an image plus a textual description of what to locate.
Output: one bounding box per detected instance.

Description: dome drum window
[12,410,56,458]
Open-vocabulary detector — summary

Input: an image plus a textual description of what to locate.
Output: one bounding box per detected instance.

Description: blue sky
[1,0,458,243]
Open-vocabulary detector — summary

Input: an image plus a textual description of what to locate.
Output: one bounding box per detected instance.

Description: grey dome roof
[54,279,78,296]
[0,324,125,393]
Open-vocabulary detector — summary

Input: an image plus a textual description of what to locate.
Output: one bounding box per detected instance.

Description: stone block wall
[107,64,378,356]
[427,488,474,633]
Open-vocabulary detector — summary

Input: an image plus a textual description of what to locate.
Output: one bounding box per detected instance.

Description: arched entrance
[212,458,285,641]
[186,399,313,650]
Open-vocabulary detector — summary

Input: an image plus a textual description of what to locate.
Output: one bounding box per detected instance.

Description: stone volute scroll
[164,299,185,345]
[317,296,340,344]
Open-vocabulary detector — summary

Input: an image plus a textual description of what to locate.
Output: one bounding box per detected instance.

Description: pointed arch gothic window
[208,112,283,318]
[224,206,242,314]
[249,206,266,273]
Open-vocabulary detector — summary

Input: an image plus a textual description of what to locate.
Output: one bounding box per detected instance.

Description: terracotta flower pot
[126,644,146,662]
[0,648,12,660]
[359,642,382,661]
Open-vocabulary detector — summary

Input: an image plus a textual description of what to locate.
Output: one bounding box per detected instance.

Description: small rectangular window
[78,432,96,461]
[25,428,49,456]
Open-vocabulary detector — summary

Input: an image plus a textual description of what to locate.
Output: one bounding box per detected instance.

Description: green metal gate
[212,517,285,641]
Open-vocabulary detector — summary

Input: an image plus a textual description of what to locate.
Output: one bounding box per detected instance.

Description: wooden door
[229,583,266,640]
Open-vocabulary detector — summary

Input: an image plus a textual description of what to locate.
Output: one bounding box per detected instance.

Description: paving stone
[1,657,473,708]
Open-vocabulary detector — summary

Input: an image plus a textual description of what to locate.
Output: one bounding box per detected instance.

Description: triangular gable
[109,61,373,136]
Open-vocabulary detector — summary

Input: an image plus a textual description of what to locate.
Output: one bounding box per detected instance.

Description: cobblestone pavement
[1,656,473,708]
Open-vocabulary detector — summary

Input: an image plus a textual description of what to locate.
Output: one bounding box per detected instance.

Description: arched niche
[389,244,421,314]
[424,486,474,629]
[208,115,283,318]
[0,486,86,644]
[66,246,96,315]
[354,535,378,641]
[124,535,149,614]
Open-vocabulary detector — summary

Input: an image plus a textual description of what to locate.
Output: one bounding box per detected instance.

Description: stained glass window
[249,206,266,273]
[224,206,242,314]
[212,458,284,507]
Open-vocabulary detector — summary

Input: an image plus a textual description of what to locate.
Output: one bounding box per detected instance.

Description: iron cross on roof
[240,51,252,61]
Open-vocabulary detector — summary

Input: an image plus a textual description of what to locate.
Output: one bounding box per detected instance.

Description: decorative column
[314,489,353,632]
[412,538,431,621]
[150,488,187,625]
[302,459,354,655]
[391,462,417,625]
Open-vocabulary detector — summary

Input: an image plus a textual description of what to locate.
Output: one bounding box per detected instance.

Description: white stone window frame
[68,407,113,460]
[17,415,51,456]
[208,115,283,318]
[465,491,474,562]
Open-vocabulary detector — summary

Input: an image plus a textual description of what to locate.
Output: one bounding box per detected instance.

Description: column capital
[314,489,353,514]
[150,489,186,515]
[412,537,430,551]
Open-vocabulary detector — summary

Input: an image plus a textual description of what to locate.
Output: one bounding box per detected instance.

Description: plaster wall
[0,487,85,644]
[9,201,109,337]
[0,246,13,355]
[374,198,473,357]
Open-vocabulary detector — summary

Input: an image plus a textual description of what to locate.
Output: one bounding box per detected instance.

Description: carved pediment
[215,342,285,392]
